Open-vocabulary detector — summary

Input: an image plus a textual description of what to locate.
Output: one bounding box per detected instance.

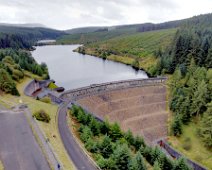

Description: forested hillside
[0,48,49,95]
[0,29,52,95]
[0,25,66,46]
[0,25,66,95]
[59,13,212,168]
[0,33,31,49]
[63,17,186,38]
[157,14,212,133]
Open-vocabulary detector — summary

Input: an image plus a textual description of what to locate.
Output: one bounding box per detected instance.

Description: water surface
[32,45,148,90]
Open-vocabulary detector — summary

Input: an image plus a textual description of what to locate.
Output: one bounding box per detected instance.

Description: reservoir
[31,45,148,90]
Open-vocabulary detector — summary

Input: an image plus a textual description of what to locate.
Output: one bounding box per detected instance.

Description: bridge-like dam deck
[75,84,167,144]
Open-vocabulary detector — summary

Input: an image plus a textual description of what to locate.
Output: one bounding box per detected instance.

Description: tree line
[152,14,212,148]
[0,33,31,49]
[0,48,49,95]
[70,105,192,170]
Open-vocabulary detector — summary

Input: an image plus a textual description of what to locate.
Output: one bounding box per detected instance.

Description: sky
[0,0,211,30]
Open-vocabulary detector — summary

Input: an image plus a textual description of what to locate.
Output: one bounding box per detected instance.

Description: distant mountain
[0,25,67,46]
[0,23,46,28]
[66,26,108,34]
[65,19,187,35]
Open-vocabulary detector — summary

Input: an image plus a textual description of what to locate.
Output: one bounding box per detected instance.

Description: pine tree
[191,80,207,117]
[157,153,174,170]
[124,129,134,146]
[112,144,131,170]
[128,152,147,170]
[99,135,113,158]
[133,135,145,151]
[153,161,161,170]
[171,116,182,136]
[199,102,212,148]
[109,122,123,141]
[174,157,192,170]
[89,118,100,136]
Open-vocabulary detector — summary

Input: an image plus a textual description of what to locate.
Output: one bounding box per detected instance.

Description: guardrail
[158,140,207,170]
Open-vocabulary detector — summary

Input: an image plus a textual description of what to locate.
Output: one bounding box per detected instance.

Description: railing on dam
[60,77,167,101]
[158,140,207,170]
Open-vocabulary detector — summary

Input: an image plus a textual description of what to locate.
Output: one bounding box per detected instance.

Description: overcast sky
[0,0,211,30]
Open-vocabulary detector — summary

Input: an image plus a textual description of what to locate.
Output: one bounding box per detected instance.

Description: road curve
[58,103,96,170]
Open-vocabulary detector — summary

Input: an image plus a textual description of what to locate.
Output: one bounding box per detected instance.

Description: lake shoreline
[31,45,148,90]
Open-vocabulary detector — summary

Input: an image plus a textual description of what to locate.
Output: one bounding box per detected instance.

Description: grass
[48,82,58,89]
[0,160,4,170]
[168,122,212,169]
[0,75,74,170]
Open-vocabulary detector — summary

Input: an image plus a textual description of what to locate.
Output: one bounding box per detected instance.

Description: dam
[60,77,168,144]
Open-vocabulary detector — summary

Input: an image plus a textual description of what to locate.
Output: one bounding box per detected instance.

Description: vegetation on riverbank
[59,28,176,75]
[69,105,192,170]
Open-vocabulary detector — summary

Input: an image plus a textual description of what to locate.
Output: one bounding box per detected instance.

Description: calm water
[31,45,148,90]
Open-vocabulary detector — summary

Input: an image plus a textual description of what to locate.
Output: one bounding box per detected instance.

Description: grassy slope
[83,28,177,73]
[57,27,137,44]
[0,75,74,170]
[168,122,212,169]
[89,28,176,57]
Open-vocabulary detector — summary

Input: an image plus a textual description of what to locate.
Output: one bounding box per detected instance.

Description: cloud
[0,0,211,30]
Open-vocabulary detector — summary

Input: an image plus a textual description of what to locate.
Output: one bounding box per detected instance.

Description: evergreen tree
[174,157,192,170]
[100,118,110,135]
[191,80,207,117]
[109,122,123,141]
[128,152,146,170]
[89,117,100,136]
[157,152,174,170]
[112,144,131,170]
[124,129,134,146]
[80,126,93,142]
[133,135,145,151]
[171,116,182,136]
[99,135,113,158]
[153,161,161,170]
[199,102,212,148]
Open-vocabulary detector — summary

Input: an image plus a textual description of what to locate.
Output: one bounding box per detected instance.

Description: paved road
[24,108,61,170]
[0,110,50,170]
[58,103,96,170]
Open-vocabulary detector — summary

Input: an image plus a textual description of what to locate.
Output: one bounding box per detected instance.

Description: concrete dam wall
[61,78,168,144]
